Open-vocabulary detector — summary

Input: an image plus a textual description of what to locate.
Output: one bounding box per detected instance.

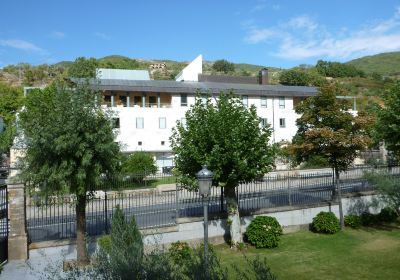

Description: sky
[1,0,400,68]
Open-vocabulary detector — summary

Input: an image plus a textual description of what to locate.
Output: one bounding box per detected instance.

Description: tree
[121,151,158,182]
[279,69,311,86]
[170,93,275,245]
[212,59,235,74]
[288,84,373,228]
[0,82,24,154]
[67,57,99,78]
[375,81,400,161]
[19,82,120,263]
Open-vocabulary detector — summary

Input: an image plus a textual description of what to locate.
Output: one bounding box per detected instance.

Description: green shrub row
[345,207,398,228]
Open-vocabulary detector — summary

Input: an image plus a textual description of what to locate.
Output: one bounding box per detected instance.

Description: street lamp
[196,165,213,272]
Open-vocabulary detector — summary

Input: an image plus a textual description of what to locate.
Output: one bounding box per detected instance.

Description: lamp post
[196,165,213,272]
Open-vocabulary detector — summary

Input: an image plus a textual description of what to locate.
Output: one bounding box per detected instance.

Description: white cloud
[51,31,65,39]
[0,39,47,54]
[94,32,111,40]
[245,28,277,44]
[243,6,400,60]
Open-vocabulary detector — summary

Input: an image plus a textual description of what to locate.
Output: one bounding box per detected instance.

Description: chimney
[258,68,268,85]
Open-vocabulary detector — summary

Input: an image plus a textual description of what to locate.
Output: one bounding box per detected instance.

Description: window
[159,117,166,129]
[149,96,157,107]
[120,96,127,107]
[261,96,267,108]
[138,141,142,146]
[261,118,268,128]
[136,117,144,129]
[279,118,286,128]
[242,95,248,107]
[181,94,188,107]
[133,96,142,107]
[161,141,165,146]
[112,118,120,129]
[104,95,112,107]
[279,97,285,109]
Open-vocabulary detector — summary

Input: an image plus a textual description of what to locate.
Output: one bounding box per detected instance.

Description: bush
[245,216,283,248]
[312,211,340,234]
[360,212,378,226]
[168,241,192,264]
[378,207,398,223]
[121,151,158,180]
[344,215,362,228]
[279,69,311,86]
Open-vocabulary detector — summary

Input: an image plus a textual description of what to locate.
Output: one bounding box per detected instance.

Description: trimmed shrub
[360,212,378,226]
[312,211,340,234]
[168,241,192,265]
[245,216,283,248]
[378,207,398,223]
[344,215,362,228]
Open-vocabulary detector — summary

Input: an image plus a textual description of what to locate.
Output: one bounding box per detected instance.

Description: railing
[25,165,400,243]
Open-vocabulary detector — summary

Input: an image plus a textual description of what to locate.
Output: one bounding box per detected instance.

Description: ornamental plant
[344,215,362,228]
[312,211,340,234]
[245,216,283,248]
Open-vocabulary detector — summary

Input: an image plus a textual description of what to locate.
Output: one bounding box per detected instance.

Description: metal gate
[0,184,7,263]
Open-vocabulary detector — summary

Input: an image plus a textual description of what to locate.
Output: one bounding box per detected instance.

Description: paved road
[26,179,372,242]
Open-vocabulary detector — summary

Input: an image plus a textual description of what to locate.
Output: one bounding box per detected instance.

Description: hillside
[347,51,400,76]
[0,55,281,87]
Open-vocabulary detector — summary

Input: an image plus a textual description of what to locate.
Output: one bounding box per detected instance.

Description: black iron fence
[25,165,400,243]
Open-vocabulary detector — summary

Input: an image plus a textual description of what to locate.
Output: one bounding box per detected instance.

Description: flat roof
[73,79,318,97]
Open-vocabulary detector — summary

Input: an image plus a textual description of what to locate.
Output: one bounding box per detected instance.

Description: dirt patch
[360,237,400,251]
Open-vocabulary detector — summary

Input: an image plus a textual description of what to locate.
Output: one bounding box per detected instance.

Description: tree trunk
[76,194,89,263]
[224,186,242,246]
[335,169,345,230]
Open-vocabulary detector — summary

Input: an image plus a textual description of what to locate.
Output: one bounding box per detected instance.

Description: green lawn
[217,227,400,280]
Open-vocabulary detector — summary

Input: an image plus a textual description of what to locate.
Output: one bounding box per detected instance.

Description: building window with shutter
[279,97,285,109]
[181,94,188,107]
[261,96,267,108]
[279,118,286,128]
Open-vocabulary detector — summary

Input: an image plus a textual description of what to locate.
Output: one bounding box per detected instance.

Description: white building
[83,57,318,171]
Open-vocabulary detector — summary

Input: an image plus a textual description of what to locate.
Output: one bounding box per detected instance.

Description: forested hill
[347,51,400,77]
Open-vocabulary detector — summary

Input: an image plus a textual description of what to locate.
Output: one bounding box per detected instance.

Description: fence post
[7,179,28,260]
[104,191,108,234]
[220,187,224,213]
[287,172,292,206]
[175,183,179,223]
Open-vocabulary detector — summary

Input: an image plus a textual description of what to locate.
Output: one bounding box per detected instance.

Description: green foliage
[97,235,111,253]
[232,256,277,280]
[289,83,373,173]
[344,215,362,228]
[0,82,23,154]
[312,211,341,234]
[365,171,400,217]
[378,207,398,223]
[19,83,120,195]
[170,92,275,190]
[300,155,330,169]
[67,57,99,78]
[245,216,283,248]
[168,241,192,264]
[212,59,235,73]
[97,206,143,279]
[279,69,311,86]
[316,60,365,78]
[375,81,400,161]
[121,151,157,177]
[360,212,378,226]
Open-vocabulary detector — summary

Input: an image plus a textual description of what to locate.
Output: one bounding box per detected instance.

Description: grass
[108,175,177,190]
[216,227,400,280]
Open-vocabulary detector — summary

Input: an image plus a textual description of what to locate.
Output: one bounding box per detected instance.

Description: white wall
[112,94,300,169]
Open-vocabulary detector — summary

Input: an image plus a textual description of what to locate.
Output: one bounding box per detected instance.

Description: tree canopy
[316,60,365,78]
[279,69,311,86]
[212,59,235,74]
[170,92,275,244]
[375,81,400,161]
[0,82,24,154]
[67,57,99,78]
[19,82,120,262]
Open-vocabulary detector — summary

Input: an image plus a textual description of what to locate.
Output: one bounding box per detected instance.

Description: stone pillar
[7,179,28,260]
